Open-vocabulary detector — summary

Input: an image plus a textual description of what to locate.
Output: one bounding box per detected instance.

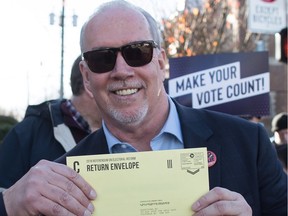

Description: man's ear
[80,61,94,98]
[158,48,167,69]
[158,48,167,81]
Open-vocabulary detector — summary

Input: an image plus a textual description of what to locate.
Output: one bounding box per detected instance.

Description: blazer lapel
[175,101,221,189]
[88,128,110,154]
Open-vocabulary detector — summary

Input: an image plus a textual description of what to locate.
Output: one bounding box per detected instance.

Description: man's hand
[3,160,96,216]
[192,187,252,216]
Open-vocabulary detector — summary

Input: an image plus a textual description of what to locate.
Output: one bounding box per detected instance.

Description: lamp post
[60,0,65,99]
[49,0,78,99]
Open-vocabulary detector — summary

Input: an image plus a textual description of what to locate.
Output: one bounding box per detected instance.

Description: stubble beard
[108,102,148,126]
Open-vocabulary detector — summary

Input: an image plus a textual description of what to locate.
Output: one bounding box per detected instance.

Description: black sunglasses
[82,40,159,73]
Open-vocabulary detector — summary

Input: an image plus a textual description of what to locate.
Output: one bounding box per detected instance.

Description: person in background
[0,55,101,190]
[0,1,286,215]
[271,112,288,172]
[239,114,262,124]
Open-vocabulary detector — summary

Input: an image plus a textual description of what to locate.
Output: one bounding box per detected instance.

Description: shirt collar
[153,96,183,142]
[63,99,91,133]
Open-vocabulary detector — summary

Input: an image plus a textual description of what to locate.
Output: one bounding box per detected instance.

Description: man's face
[279,129,288,144]
[80,7,166,128]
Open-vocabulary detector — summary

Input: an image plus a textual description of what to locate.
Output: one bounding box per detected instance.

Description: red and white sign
[248,0,287,34]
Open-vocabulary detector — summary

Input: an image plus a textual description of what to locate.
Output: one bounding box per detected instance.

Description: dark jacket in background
[273,141,287,170]
[0,99,89,189]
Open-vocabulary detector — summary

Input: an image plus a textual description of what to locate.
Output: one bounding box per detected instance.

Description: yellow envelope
[67,148,209,216]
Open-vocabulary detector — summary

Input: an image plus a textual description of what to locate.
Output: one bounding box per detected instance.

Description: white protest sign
[248,0,287,34]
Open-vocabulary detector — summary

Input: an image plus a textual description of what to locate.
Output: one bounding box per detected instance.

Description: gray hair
[79,0,162,53]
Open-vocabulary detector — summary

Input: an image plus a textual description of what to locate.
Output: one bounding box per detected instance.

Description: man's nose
[111,52,134,78]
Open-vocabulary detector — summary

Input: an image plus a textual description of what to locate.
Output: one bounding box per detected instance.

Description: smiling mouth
[115,88,139,96]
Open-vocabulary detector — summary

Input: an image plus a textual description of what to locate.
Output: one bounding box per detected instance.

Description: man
[0,1,286,215]
[271,112,288,172]
[0,55,101,189]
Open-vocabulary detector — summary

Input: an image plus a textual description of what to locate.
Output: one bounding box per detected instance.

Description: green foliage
[0,115,18,143]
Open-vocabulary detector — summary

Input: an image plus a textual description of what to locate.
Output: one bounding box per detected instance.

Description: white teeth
[115,89,138,96]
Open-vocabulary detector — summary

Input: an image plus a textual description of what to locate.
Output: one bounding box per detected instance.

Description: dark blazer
[56,101,287,216]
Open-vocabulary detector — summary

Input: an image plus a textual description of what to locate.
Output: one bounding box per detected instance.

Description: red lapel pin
[207,151,217,167]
